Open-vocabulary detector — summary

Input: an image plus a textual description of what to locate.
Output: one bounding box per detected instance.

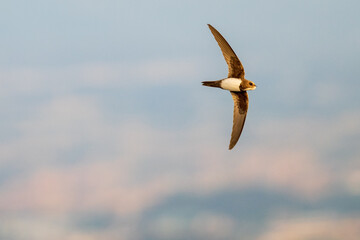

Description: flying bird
[203,24,256,150]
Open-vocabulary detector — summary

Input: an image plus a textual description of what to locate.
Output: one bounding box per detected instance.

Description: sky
[1,0,360,239]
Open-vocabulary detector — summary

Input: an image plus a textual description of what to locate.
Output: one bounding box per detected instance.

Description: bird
[202,24,256,150]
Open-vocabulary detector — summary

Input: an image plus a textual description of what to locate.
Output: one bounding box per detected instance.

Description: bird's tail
[202,80,222,88]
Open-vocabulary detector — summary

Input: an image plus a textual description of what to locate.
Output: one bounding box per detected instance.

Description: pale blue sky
[1,0,360,239]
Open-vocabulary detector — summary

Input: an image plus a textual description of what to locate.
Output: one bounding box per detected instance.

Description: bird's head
[241,79,257,91]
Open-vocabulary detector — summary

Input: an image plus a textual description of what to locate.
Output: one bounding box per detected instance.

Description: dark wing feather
[229,91,249,149]
[208,24,245,79]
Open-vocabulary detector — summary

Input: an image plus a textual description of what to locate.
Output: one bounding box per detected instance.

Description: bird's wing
[208,24,245,79]
[229,91,249,149]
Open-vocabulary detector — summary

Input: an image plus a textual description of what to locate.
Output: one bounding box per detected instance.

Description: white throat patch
[245,86,256,91]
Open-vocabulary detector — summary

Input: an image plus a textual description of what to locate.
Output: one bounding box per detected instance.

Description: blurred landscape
[1,0,360,239]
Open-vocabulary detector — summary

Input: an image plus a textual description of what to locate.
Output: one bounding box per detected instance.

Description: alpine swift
[202,24,256,150]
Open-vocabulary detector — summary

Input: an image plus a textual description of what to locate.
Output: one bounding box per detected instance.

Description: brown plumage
[202,80,222,88]
[207,24,245,79]
[229,91,249,149]
[202,24,256,150]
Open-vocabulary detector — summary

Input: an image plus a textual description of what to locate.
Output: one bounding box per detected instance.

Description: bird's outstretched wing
[208,24,245,79]
[229,91,249,149]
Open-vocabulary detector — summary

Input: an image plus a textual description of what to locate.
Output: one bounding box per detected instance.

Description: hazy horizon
[1,0,360,239]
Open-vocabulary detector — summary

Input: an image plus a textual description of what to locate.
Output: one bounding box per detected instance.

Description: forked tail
[202,80,221,88]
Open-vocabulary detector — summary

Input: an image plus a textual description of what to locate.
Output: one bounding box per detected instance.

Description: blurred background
[1,0,360,239]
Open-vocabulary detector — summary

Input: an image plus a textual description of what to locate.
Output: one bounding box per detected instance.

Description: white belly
[220,78,242,91]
